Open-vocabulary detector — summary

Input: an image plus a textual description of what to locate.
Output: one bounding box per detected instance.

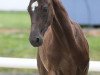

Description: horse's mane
[52,0,75,38]
[52,0,75,43]
[52,0,71,27]
[52,0,88,65]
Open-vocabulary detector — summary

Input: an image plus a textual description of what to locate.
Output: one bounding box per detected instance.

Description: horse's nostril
[29,36,43,47]
[36,37,40,43]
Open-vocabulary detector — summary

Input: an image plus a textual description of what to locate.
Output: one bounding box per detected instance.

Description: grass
[0,11,37,58]
[0,11,37,72]
[0,32,37,58]
[0,11,30,29]
[87,36,100,60]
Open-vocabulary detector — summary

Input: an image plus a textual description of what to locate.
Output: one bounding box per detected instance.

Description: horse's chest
[39,46,62,71]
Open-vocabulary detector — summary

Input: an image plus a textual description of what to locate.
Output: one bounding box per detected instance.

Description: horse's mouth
[31,41,43,47]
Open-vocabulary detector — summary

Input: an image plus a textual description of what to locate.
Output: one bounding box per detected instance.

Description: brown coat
[38,0,89,75]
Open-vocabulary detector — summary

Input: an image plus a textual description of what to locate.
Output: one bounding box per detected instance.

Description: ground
[83,28,100,37]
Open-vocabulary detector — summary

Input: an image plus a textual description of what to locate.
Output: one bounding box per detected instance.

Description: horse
[28,0,89,75]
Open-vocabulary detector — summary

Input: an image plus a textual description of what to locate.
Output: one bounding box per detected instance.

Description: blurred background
[0,0,100,75]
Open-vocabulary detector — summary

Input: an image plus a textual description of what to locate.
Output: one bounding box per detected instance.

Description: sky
[0,0,30,11]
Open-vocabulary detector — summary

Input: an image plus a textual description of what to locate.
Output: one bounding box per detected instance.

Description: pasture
[0,12,100,74]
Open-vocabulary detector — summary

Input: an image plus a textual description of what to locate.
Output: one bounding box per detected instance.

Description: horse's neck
[51,16,86,66]
[51,0,89,65]
[51,1,75,46]
[51,18,75,52]
[52,0,75,44]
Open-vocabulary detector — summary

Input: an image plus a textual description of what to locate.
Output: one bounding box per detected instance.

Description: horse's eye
[35,7,38,10]
[43,6,48,12]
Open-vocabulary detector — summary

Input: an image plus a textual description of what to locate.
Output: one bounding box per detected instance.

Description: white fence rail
[0,57,100,72]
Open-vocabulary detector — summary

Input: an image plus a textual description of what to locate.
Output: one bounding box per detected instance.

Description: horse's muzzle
[29,36,43,47]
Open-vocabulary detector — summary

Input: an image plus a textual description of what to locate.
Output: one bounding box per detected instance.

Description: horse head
[28,0,54,47]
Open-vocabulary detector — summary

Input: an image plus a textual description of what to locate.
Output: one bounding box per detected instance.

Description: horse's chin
[30,40,43,47]
[31,42,43,47]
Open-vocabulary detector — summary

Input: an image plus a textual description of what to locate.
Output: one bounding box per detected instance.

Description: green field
[87,36,100,60]
[0,11,100,74]
[0,11,37,58]
[0,11,30,29]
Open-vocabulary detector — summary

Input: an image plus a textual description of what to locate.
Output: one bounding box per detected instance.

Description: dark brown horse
[28,0,89,75]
